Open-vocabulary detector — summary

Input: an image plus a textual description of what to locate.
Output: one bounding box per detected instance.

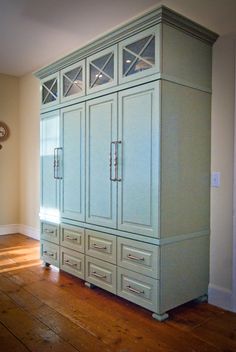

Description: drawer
[85,256,116,294]
[40,240,59,267]
[117,268,158,312]
[60,224,85,252]
[41,221,59,244]
[60,247,85,280]
[118,237,159,279]
[85,230,116,264]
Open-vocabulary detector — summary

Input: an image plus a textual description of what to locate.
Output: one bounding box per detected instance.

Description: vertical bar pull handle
[57,147,63,179]
[53,148,57,179]
[110,142,116,181]
[116,141,122,182]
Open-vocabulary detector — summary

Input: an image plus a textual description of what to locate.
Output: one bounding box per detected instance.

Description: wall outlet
[211,172,221,188]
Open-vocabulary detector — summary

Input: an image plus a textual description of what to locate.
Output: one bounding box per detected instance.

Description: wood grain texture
[0,234,235,352]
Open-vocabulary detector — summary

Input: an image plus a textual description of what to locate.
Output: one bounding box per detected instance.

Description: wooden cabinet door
[86,94,118,228]
[118,82,160,237]
[40,110,60,221]
[60,104,85,222]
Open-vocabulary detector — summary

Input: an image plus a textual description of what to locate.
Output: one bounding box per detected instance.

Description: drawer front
[85,256,116,294]
[118,237,159,279]
[117,268,158,312]
[41,240,59,267]
[60,247,85,279]
[41,222,59,244]
[61,224,85,252]
[85,230,116,264]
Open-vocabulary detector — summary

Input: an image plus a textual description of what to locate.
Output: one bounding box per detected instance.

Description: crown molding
[34,6,218,79]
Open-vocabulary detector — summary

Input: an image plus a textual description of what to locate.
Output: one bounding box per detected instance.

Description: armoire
[35,6,218,321]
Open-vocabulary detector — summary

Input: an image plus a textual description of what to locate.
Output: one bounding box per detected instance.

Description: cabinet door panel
[40,111,60,221]
[86,94,117,228]
[61,104,85,222]
[118,83,160,237]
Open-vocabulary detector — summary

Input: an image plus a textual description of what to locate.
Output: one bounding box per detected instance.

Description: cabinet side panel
[160,236,209,313]
[161,81,211,237]
[162,24,212,90]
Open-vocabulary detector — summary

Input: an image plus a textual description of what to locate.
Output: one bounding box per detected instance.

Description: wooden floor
[0,234,235,352]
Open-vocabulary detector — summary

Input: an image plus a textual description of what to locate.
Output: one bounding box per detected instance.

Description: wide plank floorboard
[0,234,235,352]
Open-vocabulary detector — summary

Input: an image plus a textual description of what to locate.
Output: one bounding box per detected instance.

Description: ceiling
[1,0,236,77]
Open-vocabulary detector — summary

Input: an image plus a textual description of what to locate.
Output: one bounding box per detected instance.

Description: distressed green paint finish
[86,94,118,228]
[162,24,213,90]
[40,110,60,220]
[60,104,85,222]
[118,82,160,237]
[160,81,211,238]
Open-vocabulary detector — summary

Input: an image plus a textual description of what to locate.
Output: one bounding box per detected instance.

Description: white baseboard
[19,224,40,241]
[0,224,19,235]
[0,224,40,241]
[208,283,233,312]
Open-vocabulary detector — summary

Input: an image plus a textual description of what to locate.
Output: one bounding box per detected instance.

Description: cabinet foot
[152,312,169,322]
[85,282,95,289]
[44,262,50,268]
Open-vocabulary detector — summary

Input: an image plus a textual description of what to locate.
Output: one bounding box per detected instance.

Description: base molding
[0,224,40,240]
[208,283,233,312]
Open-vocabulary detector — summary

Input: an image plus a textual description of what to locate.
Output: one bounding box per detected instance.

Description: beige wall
[19,74,40,230]
[0,74,19,225]
[209,34,235,309]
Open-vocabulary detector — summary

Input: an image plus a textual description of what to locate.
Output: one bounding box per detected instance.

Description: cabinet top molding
[34,5,218,79]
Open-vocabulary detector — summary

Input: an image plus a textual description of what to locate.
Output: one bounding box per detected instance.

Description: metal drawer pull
[65,260,77,267]
[93,244,107,250]
[127,254,144,261]
[44,229,54,234]
[65,235,77,241]
[92,271,106,279]
[126,285,144,295]
[43,250,54,257]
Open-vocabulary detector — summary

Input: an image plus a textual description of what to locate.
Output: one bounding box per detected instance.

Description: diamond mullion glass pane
[123,35,155,77]
[89,52,114,88]
[63,66,83,97]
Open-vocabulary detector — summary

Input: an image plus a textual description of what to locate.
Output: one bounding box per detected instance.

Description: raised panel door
[118,82,160,237]
[60,104,85,222]
[86,94,117,228]
[40,111,60,222]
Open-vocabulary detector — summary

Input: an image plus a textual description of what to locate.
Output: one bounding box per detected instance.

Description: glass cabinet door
[41,73,59,107]
[87,45,117,94]
[119,26,160,84]
[61,60,85,102]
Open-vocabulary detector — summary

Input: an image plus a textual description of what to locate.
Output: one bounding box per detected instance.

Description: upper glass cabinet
[119,26,160,84]
[87,45,117,94]
[41,73,59,107]
[60,61,85,102]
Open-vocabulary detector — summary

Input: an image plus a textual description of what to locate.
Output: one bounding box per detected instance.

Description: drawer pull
[43,250,54,257]
[44,229,55,234]
[127,254,144,261]
[93,244,107,250]
[126,285,144,295]
[65,260,77,267]
[92,271,106,279]
[65,235,77,241]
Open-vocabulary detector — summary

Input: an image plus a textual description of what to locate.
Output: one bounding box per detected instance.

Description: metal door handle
[65,236,77,241]
[54,147,63,179]
[43,250,54,257]
[53,148,57,179]
[126,285,144,295]
[93,243,107,250]
[110,142,116,181]
[127,254,144,261]
[92,271,106,279]
[44,229,54,234]
[115,140,122,182]
[65,260,77,267]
